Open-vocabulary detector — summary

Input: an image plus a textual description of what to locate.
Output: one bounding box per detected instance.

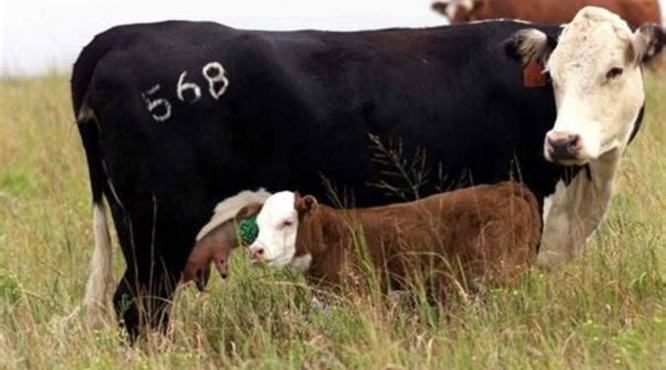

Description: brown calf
[247,181,542,300]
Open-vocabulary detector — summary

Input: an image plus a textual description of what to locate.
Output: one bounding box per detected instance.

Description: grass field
[0,74,664,369]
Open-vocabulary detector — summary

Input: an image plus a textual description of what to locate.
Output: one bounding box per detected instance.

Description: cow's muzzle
[545,131,582,163]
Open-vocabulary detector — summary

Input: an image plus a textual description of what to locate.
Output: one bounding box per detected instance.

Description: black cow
[71,7,663,337]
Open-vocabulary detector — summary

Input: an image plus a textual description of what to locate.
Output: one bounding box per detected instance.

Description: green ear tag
[238,215,259,245]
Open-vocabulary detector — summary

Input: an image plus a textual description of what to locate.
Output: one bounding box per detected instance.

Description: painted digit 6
[176,71,202,103]
[141,84,172,122]
[202,62,229,100]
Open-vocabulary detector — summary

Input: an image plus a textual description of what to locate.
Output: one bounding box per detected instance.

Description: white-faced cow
[71,7,664,336]
[432,0,662,30]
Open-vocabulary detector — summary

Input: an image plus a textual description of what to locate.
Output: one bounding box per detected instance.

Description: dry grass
[0,74,664,369]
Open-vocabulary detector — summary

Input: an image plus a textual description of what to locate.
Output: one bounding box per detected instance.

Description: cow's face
[431,0,480,23]
[247,191,300,268]
[508,7,665,165]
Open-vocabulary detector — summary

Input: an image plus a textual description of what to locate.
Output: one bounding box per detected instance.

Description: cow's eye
[281,220,293,228]
[606,67,624,79]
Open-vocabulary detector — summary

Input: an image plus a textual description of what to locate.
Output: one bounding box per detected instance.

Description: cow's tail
[71,35,115,325]
[77,112,114,324]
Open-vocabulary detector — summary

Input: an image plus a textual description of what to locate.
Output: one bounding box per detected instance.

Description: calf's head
[508,7,665,165]
[246,191,317,269]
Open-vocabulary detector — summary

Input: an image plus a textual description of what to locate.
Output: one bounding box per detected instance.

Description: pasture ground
[0,75,664,369]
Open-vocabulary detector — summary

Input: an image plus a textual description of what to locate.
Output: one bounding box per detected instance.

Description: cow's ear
[505,29,556,66]
[295,194,318,214]
[631,23,666,64]
[431,1,450,17]
[234,202,263,225]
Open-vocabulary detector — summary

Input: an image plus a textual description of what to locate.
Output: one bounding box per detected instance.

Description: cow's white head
[244,191,317,269]
[508,6,665,165]
[431,0,481,23]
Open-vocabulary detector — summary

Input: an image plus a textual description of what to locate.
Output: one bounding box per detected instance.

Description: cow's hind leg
[113,269,177,340]
[108,196,185,339]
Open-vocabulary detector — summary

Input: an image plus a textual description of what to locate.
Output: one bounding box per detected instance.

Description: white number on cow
[176,71,202,103]
[141,84,172,122]
[202,62,229,100]
[143,61,229,123]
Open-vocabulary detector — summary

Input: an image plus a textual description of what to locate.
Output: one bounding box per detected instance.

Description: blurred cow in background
[432,0,661,29]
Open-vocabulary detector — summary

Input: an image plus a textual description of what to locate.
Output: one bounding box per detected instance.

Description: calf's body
[251,182,541,298]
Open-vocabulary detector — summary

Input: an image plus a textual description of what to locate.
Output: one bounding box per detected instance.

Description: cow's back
[473,0,661,29]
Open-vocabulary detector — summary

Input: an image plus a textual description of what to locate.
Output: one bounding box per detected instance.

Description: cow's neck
[537,148,623,266]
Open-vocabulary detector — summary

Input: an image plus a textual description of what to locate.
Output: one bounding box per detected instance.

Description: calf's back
[296,181,541,295]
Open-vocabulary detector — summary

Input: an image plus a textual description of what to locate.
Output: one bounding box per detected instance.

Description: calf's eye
[606,67,623,79]
[282,220,293,228]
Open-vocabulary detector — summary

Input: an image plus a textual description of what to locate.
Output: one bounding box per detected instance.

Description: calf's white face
[248,191,299,268]
[512,7,664,165]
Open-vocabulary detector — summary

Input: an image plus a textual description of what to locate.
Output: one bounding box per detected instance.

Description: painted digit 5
[202,62,229,100]
[141,84,172,122]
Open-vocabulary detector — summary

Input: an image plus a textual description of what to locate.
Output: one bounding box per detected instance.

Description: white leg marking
[538,180,571,266]
[83,201,114,325]
[542,193,553,229]
[538,150,621,267]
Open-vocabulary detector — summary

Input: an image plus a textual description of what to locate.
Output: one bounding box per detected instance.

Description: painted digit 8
[202,62,229,100]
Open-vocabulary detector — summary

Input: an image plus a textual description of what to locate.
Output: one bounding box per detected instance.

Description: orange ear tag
[523,59,546,87]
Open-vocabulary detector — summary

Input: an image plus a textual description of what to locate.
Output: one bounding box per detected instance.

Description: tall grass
[0,75,664,369]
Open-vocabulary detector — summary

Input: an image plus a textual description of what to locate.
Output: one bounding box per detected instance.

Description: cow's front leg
[538,151,619,266]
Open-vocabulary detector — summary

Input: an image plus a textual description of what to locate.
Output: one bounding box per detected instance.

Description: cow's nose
[546,132,581,161]
[249,245,265,262]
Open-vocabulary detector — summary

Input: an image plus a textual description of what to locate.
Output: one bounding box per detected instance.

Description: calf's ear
[233,202,263,224]
[295,194,318,214]
[632,23,666,64]
[505,29,556,66]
